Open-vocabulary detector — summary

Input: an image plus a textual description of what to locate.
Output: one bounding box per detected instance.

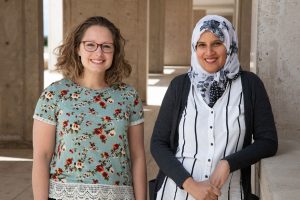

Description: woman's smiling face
[78,25,114,75]
[195,31,227,73]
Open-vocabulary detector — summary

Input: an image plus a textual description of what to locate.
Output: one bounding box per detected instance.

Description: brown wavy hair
[55,16,132,85]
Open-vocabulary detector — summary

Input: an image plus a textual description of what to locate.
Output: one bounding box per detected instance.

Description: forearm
[32,156,51,200]
[151,137,191,187]
[131,156,147,200]
[224,138,277,172]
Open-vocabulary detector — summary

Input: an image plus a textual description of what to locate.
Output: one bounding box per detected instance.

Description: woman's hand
[183,177,221,200]
[209,160,230,189]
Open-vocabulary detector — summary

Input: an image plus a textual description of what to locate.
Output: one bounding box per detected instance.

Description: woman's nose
[95,46,104,55]
[205,46,214,55]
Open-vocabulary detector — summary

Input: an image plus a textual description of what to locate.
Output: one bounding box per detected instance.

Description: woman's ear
[77,48,81,57]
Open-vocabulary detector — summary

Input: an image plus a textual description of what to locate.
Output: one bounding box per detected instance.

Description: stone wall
[251,0,300,137]
[164,0,192,66]
[0,0,43,147]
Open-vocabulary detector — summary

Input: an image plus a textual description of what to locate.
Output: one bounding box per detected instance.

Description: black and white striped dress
[156,77,245,200]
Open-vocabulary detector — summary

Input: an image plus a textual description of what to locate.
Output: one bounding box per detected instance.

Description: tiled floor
[0,66,188,200]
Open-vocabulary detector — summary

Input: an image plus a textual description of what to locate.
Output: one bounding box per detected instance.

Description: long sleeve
[223,72,278,172]
[150,76,191,188]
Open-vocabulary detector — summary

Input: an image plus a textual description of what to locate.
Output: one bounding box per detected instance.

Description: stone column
[63,0,148,101]
[235,0,252,71]
[0,0,44,147]
[251,0,300,138]
[164,0,193,66]
[192,9,206,27]
[148,0,165,73]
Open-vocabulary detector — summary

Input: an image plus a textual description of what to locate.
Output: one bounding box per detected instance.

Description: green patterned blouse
[33,79,144,199]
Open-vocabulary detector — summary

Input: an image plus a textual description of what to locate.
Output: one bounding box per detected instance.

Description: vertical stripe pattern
[156,77,245,200]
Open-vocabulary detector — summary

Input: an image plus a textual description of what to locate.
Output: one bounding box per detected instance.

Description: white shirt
[157,77,245,200]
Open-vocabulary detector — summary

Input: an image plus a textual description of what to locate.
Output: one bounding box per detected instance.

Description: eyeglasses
[81,41,114,53]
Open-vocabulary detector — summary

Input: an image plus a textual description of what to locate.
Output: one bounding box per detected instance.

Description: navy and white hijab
[188,15,240,107]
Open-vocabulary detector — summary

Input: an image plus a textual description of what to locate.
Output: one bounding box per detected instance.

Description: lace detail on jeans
[49,180,135,200]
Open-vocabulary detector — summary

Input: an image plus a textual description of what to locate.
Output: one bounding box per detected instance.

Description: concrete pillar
[48,0,63,70]
[148,0,165,73]
[63,0,148,101]
[235,0,252,71]
[192,9,206,27]
[251,0,300,138]
[0,0,44,147]
[164,0,193,66]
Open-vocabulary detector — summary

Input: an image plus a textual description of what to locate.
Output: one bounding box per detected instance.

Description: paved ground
[0,66,188,200]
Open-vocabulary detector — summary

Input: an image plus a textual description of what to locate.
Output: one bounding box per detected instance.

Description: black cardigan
[150,71,278,199]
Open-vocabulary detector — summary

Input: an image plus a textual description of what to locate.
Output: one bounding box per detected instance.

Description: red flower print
[100,134,107,143]
[89,108,96,114]
[94,95,101,102]
[57,144,61,158]
[51,174,58,180]
[113,144,120,151]
[59,131,64,137]
[65,158,73,166]
[134,98,139,105]
[55,168,63,175]
[109,130,115,136]
[62,120,69,127]
[114,181,120,185]
[119,135,123,140]
[76,161,83,169]
[100,101,106,108]
[94,127,103,135]
[102,116,112,122]
[66,113,71,116]
[71,93,80,99]
[114,109,121,115]
[93,179,99,184]
[71,123,80,131]
[69,149,74,154]
[60,90,68,96]
[96,165,104,173]
[45,91,54,100]
[101,152,109,159]
[102,171,109,180]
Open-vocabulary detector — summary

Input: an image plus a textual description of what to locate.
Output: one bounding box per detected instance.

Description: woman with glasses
[32,16,146,200]
[150,15,277,200]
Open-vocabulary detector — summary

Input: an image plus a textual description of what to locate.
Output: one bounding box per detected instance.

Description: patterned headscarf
[188,15,240,107]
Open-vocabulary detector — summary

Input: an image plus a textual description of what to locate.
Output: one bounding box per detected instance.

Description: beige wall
[63,0,148,101]
[0,0,43,147]
[149,0,165,73]
[192,9,206,27]
[164,0,193,66]
[235,0,252,71]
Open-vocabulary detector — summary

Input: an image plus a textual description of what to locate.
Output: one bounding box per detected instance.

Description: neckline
[66,79,111,92]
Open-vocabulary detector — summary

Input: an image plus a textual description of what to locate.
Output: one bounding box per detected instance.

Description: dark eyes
[196,41,223,49]
[86,42,96,47]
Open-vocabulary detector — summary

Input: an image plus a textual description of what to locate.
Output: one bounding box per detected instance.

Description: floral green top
[33,79,144,200]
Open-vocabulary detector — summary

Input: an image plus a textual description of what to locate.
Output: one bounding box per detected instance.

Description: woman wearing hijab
[150,15,277,200]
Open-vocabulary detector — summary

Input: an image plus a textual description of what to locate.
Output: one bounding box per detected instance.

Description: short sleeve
[33,85,58,125]
[129,89,144,126]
